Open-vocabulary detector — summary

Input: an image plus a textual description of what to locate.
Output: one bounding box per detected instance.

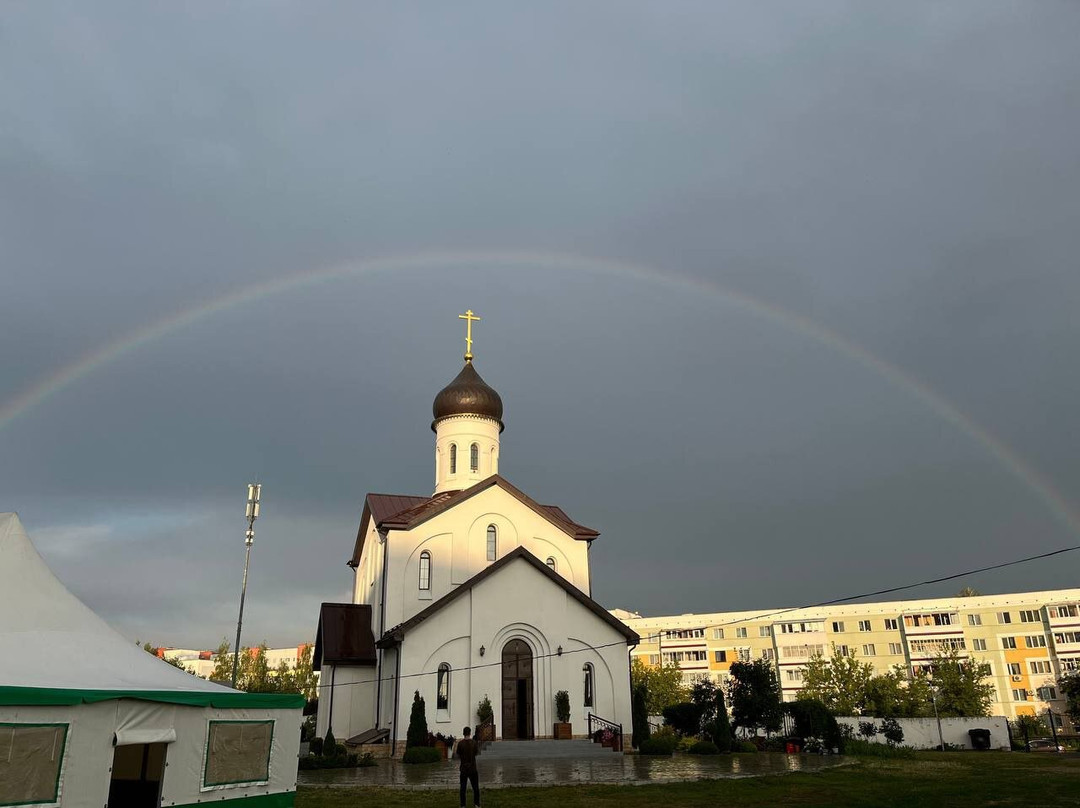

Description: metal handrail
[587,713,623,751]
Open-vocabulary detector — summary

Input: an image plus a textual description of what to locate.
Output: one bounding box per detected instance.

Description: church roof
[313,603,377,671]
[376,547,640,648]
[431,361,504,431]
[348,476,600,567]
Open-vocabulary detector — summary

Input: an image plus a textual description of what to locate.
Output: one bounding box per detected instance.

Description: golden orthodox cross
[458,309,481,361]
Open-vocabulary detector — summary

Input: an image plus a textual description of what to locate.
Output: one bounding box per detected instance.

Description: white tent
[0,512,302,808]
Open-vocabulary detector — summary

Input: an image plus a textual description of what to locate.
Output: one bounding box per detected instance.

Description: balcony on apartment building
[1047,604,1080,628]
[901,611,963,636]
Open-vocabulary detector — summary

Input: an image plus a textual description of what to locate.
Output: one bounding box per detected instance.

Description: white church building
[314,314,638,753]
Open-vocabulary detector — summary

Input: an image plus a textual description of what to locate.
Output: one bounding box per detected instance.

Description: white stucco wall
[316,662,377,742]
[382,484,592,632]
[382,555,633,746]
[837,715,1011,750]
[434,415,501,494]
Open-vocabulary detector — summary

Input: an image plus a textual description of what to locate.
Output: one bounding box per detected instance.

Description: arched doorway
[501,639,534,739]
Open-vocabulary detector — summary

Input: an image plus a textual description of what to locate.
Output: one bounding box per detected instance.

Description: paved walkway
[298,749,848,789]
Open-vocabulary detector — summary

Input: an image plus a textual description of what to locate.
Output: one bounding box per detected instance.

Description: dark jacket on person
[455,738,478,774]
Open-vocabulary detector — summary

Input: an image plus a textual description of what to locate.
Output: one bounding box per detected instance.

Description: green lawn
[297,752,1080,807]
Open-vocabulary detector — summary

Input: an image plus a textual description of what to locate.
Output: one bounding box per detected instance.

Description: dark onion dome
[432,361,504,432]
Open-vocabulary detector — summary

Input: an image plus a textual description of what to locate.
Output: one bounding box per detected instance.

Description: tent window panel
[203,720,274,788]
[0,723,68,806]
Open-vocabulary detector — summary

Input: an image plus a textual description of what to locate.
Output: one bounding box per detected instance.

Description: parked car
[1028,738,1065,752]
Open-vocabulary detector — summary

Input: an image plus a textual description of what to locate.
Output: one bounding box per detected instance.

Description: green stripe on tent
[174,792,294,808]
[0,686,304,709]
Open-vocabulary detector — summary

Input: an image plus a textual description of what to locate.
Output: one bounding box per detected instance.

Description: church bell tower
[431,310,504,494]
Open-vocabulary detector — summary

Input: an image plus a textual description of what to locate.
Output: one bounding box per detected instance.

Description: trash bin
[968,728,991,750]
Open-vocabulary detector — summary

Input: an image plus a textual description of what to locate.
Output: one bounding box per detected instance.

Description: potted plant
[433,732,455,760]
[476,695,495,742]
[554,690,572,739]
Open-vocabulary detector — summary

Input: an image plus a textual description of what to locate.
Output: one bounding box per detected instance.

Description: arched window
[437,663,451,710]
[470,443,479,472]
[545,557,557,572]
[583,663,594,709]
[449,444,457,474]
[486,525,497,562]
[419,551,431,591]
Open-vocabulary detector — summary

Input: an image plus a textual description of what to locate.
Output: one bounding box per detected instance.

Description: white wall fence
[838,716,1010,751]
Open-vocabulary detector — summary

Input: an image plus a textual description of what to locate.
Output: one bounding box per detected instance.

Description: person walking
[454,725,481,807]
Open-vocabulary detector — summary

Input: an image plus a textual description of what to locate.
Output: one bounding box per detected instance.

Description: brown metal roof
[380,475,600,540]
[313,603,377,670]
[349,493,432,568]
[377,547,639,648]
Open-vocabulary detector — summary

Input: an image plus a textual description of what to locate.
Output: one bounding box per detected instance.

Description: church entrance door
[501,639,534,739]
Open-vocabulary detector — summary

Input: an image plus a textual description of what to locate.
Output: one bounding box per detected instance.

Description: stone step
[480,739,620,760]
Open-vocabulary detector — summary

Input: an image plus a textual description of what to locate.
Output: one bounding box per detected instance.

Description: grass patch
[296,752,1080,807]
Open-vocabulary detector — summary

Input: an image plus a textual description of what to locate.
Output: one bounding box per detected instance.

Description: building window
[437,663,451,710]
[968,614,982,626]
[545,557,557,572]
[736,627,748,639]
[884,619,899,631]
[832,621,845,633]
[583,664,594,708]
[470,443,479,472]
[714,650,727,663]
[1002,637,1017,649]
[486,525,497,561]
[1007,662,1022,676]
[1037,686,1058,701]
[1050,605,1078,619]
[972,639,987,651]
[889,642,904,655]
[648,654,660,665]
[762,648,775,661]
[859,620,872,633]
[1019,610,1039,623]
[862,644,876,657]
[836,645,850,657]
[1026,635,1047,649]
[1012,689,1029,701]
[713,629,724,640]
[419,551,431,591]
[1055,631,1080,644]
[736,648,751,663]
[449,444,457,474]
[998,612,1012,625]
[1031,661,1052,675]
[760,626,772,638]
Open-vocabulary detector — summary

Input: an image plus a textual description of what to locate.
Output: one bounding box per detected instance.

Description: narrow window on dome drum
[449,444,457,474]
[419,551,431,591]
[486,525,497,561]
[470,443,479,472]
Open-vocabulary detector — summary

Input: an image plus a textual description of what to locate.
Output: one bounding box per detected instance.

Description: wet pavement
[298,751,848,789]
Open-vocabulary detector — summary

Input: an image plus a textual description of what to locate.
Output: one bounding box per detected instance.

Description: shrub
[663,701,704,737]
[844,738,916,758]
[735,740,758,753]
[785,699,843,753]
[880,716,904,746]
[358,752,377,767]
[406,691,429,749]
[555,690,571,724]
[403,746,443,764]
[322,729,344,757]
[638,735,676,755]
[688,740,721,755]
[309,737,324,756]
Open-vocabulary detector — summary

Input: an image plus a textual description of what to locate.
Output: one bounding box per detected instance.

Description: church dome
[432,361,504,432]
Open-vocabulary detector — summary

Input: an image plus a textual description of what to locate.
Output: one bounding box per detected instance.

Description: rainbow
[2,250,1077,537]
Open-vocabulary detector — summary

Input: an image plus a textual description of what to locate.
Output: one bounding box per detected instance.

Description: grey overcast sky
[2,2,1079,647]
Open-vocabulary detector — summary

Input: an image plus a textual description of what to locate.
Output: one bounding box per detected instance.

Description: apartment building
[159,644,313,679]
[613,587,1080,720]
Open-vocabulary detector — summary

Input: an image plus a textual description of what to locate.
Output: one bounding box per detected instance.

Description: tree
[406,690,429,748]
[728,659,783,735]
[137,640,195,675]
[784,698,843,751]
[662,701,704,737]
[709,688,733,752]
[880,716,905,746]
[864,666,933,719]
[1059,672,1080,726]
[1015,714,1049,739]
[928,648,994,717]
[631,657,689,715]
[956,586,982,597]
[799,646,875,715]
[631,683,650,749]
